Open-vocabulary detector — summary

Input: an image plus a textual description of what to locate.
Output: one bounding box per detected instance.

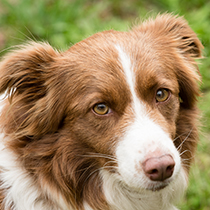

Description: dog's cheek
[154,96,180,138]
[67,113,119,154]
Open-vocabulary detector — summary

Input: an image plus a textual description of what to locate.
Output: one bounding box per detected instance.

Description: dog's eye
[93,103,110,115]
[156,89,169,102]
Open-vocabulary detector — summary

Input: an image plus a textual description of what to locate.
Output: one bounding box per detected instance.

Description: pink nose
[142,155,175,181]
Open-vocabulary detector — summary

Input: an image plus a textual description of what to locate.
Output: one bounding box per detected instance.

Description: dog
[0,14,203,210]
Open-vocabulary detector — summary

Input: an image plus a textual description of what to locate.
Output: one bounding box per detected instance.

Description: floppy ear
[0,42,66,138]
[138,14,203,59]
[158,14,203,58]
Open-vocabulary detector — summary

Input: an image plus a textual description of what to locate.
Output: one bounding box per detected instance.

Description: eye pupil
[156,89,169,102]
[157,90,164,98]
[97,104,107,111]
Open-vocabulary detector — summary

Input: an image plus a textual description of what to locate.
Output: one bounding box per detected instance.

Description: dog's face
[0,14,202,209]
[64,35,182,191]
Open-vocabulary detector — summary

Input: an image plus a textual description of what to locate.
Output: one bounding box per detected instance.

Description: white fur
[115,44,139,111]
[83,202,94,210]
[101,169,186,210]
[116,117,184,189]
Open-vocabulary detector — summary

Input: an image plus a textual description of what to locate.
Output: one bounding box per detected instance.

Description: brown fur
[0,14,203,209]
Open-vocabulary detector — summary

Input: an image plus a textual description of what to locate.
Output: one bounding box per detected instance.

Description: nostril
[167,165,174,173]
[151,169,158,174]
[148,169,158,175]
[142,154,175,181]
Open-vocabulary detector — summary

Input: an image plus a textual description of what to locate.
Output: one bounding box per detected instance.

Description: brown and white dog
[0,14,203,210]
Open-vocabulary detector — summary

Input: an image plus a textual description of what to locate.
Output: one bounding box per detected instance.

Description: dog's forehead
[70,30,175,77]
[65,30,179,101]
[72,30,160,60]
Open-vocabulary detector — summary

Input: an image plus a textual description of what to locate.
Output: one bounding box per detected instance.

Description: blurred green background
[0,0,209,209]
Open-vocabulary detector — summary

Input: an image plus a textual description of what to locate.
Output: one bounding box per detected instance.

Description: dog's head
[0,14,202,209]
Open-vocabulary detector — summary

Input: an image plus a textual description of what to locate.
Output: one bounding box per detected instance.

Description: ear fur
[0,42,65,138]
[136,13,203,59]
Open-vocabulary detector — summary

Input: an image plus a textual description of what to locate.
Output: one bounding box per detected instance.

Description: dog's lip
[116,171,172,193]
[120,178,170,193]
[145,182,169,191]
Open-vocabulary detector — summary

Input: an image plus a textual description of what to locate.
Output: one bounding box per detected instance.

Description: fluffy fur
[0,14,203,210]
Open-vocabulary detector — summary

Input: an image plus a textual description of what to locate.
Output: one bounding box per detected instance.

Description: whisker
[181,156,195,162]
[79,165,118,190]
[103,160,117,167]
[79,152,117,162]
[177,128,193,151]
[180,149,194,159]
[179,149,189,156]
[173,131,189,142]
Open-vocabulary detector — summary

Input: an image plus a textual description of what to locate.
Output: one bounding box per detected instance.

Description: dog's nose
[142,155,175,181]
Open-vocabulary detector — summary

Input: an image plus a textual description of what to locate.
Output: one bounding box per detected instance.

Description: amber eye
[156,89,169,102]
[93,103,110,115]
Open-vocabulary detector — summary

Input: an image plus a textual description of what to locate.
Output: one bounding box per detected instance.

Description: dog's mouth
[120,178,171,194]
[144,176,174,192]
[145,182,169,191]
[115,170,172,193]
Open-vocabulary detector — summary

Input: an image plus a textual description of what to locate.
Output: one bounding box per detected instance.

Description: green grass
[0,0,210,209]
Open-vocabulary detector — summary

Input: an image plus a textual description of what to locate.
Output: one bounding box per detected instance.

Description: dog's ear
[0,42,66,138]
[159,14,203,58]
[137,14,203,59]
[157,14,203,109]
[145,14,203,109]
